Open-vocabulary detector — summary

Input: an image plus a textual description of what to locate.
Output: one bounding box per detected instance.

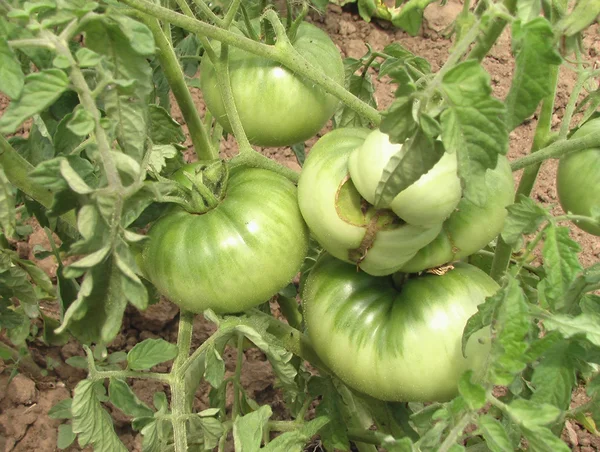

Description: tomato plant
[303,254,497,402]
[141,164,309,314]
[200,21,344,147]
[557,118,600,236]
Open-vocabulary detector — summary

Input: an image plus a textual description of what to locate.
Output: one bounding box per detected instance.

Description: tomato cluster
[140,22,518,403]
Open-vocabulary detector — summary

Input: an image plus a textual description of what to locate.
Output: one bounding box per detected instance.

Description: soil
[1,2,599,451]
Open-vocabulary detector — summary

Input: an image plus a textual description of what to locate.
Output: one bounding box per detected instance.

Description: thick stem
[276,296,303,331]
[119,0,381,125]
[143,17,216,160]
[0,135,77,229]
[468,0,517,62]
[228,151,299,183]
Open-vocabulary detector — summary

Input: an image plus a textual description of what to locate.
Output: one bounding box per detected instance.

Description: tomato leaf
[440,60,508,207]
[487,276,530,385]
[0,167,16,239]
[391,0,435,35]
[373,129,444,208]
[562,263,600,312]
[0,39,25,99]
[0,69,69,134]
[108,378,154,418]
[521,426,572,452]
[557,0,600,36]
[462,289,500,356]
[541,224,582,311]
[476,415,513,452]
[458,371,486,410]
[263,417,330,452]
[380,96,419,144]
[127,338,178,371]
[148,104,185,145]
[308,376,350,450]
[529,341,576,410]
[66,107,95,136]
[204,342,226,389]
[232,405,272,452]
[540,311,600,347]
[334,71,377,128]
[72,379,128,452]
[48,398,73,419]
[57,424,77,450]
[505,18,562,131]
[501,195,549,245]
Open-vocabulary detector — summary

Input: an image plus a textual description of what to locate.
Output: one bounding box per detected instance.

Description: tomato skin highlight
[557,118,600,236]
[141,166,309,314]
[200,22,344,147]
[303,254,497,402]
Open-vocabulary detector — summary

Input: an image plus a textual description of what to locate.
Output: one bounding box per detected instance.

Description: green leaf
[501,195,549,245]
[505,18,562,131]
[374,130,445,208]
[67,107,95,136]
[563,264,600,311]
[380,96,419,143]
[476,414,513,452]
[542,224,582,310]
[75,48,102,67]
[127,338,178,371]
[488,276,531,385]
[557,0,600,36]
[530,341,576,410]
[291,142,305,167]
[521,426,571,452]
[60,158,94,194]
[391,0,436,35]
[0,167,16,238]
[63,246,111,278]
[15,257,55,295]
[232,405,272,452]
[542,311,600,347]
[334,71,377,128]
[308,376,350,450]
[48,398,73,419]
[462,290,500,356]
[0,39,25,99]
[114,244,148,311]
[148,104,185,145]
[440,60,508,206]
[110,14,155,56]
[204,342,225,389]
[149,144,178,174]
[57,423,76,449]
[506,398,562,427]
[263,417,330,451]
[0,69,69,134]
[109,378,154,418]
[458,371,486,410]
[72,380,127,452]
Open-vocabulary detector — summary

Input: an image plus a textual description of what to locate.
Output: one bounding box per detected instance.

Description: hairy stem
[142,16,216,160]
[468,0,517,62]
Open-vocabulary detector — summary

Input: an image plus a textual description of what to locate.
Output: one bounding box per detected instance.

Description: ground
[0,2,599,451]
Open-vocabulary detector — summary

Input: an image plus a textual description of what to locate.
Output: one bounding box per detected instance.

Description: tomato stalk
[142,16,217,161]
[468,0,517,62]
[119,0,382,126]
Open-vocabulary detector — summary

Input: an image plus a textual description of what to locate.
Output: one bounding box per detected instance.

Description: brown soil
[1,2,599,451]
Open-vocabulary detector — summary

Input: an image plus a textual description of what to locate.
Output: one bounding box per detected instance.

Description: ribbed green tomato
[348,129,462,227]
[141,165,309,314]
[557,118,600,236]
[400,155,514,272]
[297,128,441,276]
[303,254,497,402]
[200,22,344,147]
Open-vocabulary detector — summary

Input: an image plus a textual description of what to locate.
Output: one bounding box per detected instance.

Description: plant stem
[119,0,381,125]
[438,413,475,452]
[559,48,585,139]
[0,135,77,229]
[223,0,241,28]
[228,151,299,183]
[468,0,517,62]
[276,296,303,330]
[142,16,216,160]
[232,333,244,419]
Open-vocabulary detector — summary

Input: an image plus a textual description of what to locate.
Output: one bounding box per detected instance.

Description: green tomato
[557,118,600,236]
[303,254,497,402]
[348,129,462,227]
[141,165,309,314]
[400,155,514,272]
[200,22,344,147]
[297,128,441,276]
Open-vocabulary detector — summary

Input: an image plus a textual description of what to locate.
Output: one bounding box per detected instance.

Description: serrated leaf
[148,105,185,145]
[462,290,501,356]
[563,264,600,312]
[149,144,178,174]
[501,195,549,245]
[0,69,69,134]
[263,416,330,451]
[75,47,102,67]
[72,380,127,452]
[48,398,73,419]
[557,0,600,36]
[440,60,508,206]
[391,0,436,35]
[522,426,570,452]
[374,130,444,208]
[506,399,562,427]
[380,96,419,144]
[63,246,111,278]
[0,167,16,238]
[127,338,178,371]
[542,311,600,347]
[204,342,225,388]
[488,276,531,385]
[334,72,377,128]
[109,378,154,418]
[114,246,148,311]
[505,18,562,130]
[233,405,272,452]
[542,224,582,310]
[57,423,76,449]
[308,376,350,450]
[477,414,513,452]
[530,341,576,409]
[110,14,155,56]
[0,39,25,99]
[458,371,486,410]
[67,107,95,136]
[60,158,94,194]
